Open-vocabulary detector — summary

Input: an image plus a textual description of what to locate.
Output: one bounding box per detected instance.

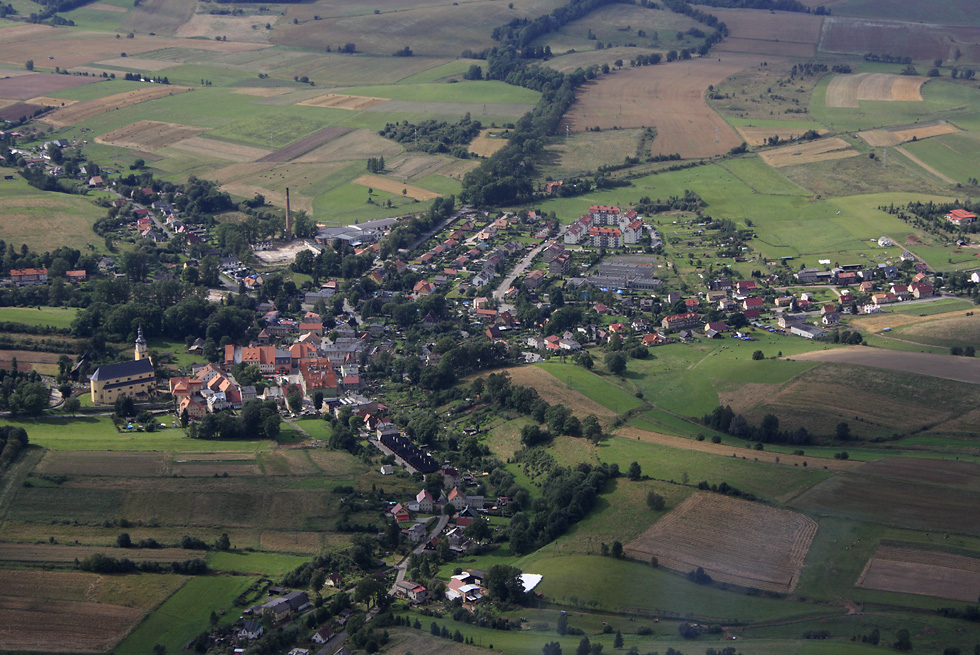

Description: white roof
[520,574,542,592]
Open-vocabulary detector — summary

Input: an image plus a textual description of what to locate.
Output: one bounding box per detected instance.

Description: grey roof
[89,358,154,382]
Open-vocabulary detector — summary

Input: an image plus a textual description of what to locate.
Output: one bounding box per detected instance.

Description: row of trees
[188,400,282,440]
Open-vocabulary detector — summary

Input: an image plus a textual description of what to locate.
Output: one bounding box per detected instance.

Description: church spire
[135,324,148,361]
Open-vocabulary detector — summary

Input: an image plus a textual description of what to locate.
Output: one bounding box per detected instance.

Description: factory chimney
[285,187,292,239]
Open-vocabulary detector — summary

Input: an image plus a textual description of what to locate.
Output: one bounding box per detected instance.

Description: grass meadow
[0,306,79,329]
[902,131,980,185]
[0,176,107,252]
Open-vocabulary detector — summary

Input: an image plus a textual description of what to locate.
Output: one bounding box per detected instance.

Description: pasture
[540,127,643,177]
[0,569,184,654]
[624,492,817,592]
[888,312,980,348]
[902,131,980,185]
[856,544,980,602]
[0,306,78,329]
[560,54,760,158]
[0,176,106,252]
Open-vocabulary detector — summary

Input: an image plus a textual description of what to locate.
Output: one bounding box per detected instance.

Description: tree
[64,396,81,415]
[215,533,231,551]
[835,421,851,441]
[627,461,642,481]
[894,629,912,651]
[116,532,131,548]
[152,645,166,655]
[25,59,33,71]
[543,642,562,655]
[556,612,568,635]
[614,630,624,649]
[752,350,764,360]
[646,491,665,511]
[464,64,483,80]
[611,541,623,558]
[605,351,627,376]
[577,637,591,655]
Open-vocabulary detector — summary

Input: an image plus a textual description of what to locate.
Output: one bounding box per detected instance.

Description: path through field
[895,146,957,184]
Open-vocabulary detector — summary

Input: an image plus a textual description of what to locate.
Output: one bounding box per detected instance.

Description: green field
[207,550,310,575]
[535,361,645,414]
[0,176,108,253]
[0,416,268,451]
[902,131,980,185]
[0,306,79,329]
[115,576,253,655]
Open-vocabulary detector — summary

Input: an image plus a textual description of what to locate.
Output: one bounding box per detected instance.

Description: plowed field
[856,545,980,602]
[625,492,817,592]
[95,120,205,150]
[759,136,858,167]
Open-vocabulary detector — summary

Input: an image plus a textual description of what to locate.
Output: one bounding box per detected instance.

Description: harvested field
[788,346,980,384]
[383,154,455,182]
[617,427,857,474]
[298,93,388,110]
[861,123,962,145]
[0,72,96,100]
[36,451,166,477]
[898,312,980,346]
[40,85,194,128]
[469,129,509,157]
[758,136,858,167]
[562,54,760,158]
[824,72,925,108]
[26,95,78,107]
[0,542,205,564]
[95,56,177,72]
[171,462,261,476]
[0,349,69,375]
[624,492,817,592]
[857,545,980,602]
[175,14,274,43]
[95,120,205,151]
[257,126,351,163]
[294,129,403,163]
[0,595,141,653]
[858,458,980,491]
[88,2,128,11]
[0,102,45,122]
[736,125,827,146]
[819,17,980,64]
[0,24,58,43]
[789,472,980,535]
[710,7,823,57]
[480,366,617,420]
[352,174,440,201]
[232,87,294,97]
[167,136,269,163]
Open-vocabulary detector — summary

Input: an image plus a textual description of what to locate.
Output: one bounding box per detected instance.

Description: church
[89,326,156,404]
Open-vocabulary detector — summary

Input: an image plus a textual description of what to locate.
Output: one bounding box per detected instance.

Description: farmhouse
[238,620,263,641]
[661,312,701,332]
[10,267,48,286]
[945,209,977,226]
[90,327,155,404]
[394,580,428,602]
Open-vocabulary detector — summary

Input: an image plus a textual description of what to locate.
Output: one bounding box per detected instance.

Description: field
[41,85,194,128]
[0,569,183,653]
[818,16,980,63]
[710,7,823,57]
[0,71,97,99]
[790,470,980,535]
[858,458,980,491]
[889,312,980,348]
[788,346,980,384]
[856,544,980,602]
[166,136,270,163]
[858,122,959,147]
[0,101,44,121]
[824,73,925,109]
[0,306,79,329]
[0,176,107,252]
[95,119,205,150]
[758,136,859,167]
[258,126,351,163]
[298,93,388,110]
[624,492,817,592]
[352,174,441,201]
[901,131,980,185]
[561,54,761,158]
[736,125,827,147]
[540,127,643,177]
[469,129,510,157]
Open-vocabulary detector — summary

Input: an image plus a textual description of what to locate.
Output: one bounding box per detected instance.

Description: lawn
[0,306,79,329]
[292,417,333,441]
[0,416,269,451]
[115,576,253,655]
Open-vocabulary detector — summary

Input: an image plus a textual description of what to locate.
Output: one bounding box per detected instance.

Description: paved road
[492,240,549,313]
[405,206,472,253]
[388,514,449,595]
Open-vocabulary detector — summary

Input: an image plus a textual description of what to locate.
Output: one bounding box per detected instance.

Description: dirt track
[787,346,980,384]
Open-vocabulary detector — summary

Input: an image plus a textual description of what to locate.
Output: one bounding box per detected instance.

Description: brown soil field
[856,545,980,602]
[476,366,617,420]
[788,345,980,384]
[562,54,761,159]
[709,7,823,57]
[352,174,440,201]
[124,0,195,35]
[88,2,128,11]
[257,125,351,163]
[895,146,956,184]
[0,102,45,122]
[469,129,509,157]
[825,72,925,108]
[233,86,295,97]
[25,95,78,107]
[294,128,403,163]
[0,24,58,43]
[298,93,388,110]
[617,427,857,474]
[41,86,194,128]
[167,136,269,162]
[171,462,261,476]
[789,472,980,534]
[624,492,817,592]
[96,56,177,71]
[0,542,205,564]
[36,451,167,477]
[892,123,959,142]
[858,458,980,491]
[95,120,205,150]
[736,125,827,146]
[383,154,454,182]
[0,72,97,100]
[759,136,858,167]
[173,452,256,461]
[0,595,141,653]
[819,17,980,64]
[0,98,14,109]
[0,349,65,374]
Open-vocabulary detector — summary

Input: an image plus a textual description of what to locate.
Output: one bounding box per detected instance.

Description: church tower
[135,324,148,361]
